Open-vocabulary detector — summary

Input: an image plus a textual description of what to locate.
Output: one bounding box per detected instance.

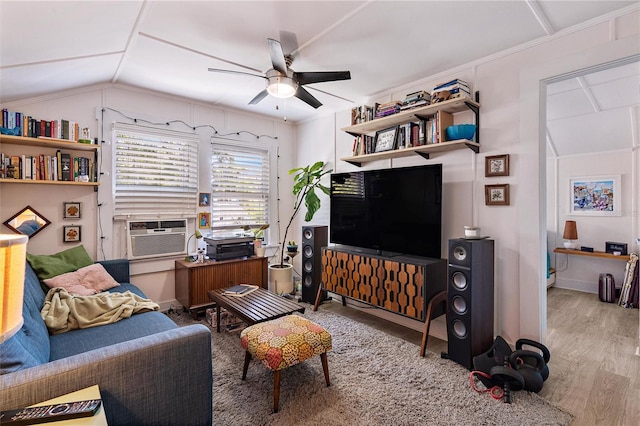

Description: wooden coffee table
[207,287,305,333]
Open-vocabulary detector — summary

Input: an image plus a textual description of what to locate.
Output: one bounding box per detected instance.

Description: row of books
[0,151,96,182]
[1,108,92,143]
[399,90,431,111]
[349,80,471,126]
[350,111,453,156]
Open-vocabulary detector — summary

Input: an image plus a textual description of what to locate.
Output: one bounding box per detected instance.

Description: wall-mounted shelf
[1,134,99,188]
[340,140,479,166]
[0,134,99,151]
[341,96,480,137]
[0,178,99,186]
[341,93,480,166]
[553,247,630,262]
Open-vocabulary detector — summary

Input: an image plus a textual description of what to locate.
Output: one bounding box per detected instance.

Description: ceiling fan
[208,37,351,109]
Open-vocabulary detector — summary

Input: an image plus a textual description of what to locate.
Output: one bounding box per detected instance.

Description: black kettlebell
[509,350,545,393]
[516,338,550,381]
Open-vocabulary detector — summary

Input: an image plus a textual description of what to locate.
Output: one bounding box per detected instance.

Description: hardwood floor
[319,287,640,425]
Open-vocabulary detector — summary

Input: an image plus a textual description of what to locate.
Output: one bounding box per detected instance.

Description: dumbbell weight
[489,356,525,403]
[509,350,546,393]
[516,338,550,381]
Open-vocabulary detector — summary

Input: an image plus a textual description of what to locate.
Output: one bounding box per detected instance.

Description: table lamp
[562,220,578,249]
[1,234,28,343]
[185,229,203,261]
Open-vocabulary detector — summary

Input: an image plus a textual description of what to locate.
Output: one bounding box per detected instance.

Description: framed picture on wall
[569,175,621,216]
[63,225,81,243]
[485,154,510,177]
[198,212,210,228]
[485,184,510,206]
[63,202,81,219]
[198,193,210,207]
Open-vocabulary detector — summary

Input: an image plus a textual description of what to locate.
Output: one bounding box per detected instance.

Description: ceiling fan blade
[294,71,351,85]
[305,85,354,103]
[249,89,269,105]
[279,30,299,57]
[295,86,322,109]
[267,38,288,75]
[208,68,266,79]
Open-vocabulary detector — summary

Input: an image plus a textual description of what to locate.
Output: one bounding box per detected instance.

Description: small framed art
[374,126,399,153]
[198,193,211,207]
[198,212,210,228]
[485,184,510,206]
[485,154,510,177]
[63,202,81,219]
[63,225,81,243]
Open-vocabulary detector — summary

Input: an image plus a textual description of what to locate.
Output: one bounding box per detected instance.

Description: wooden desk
[553,247,631,261]
[208,287,305,333]
[175,256,268,319]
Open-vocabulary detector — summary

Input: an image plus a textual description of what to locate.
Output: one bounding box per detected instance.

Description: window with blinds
[210,142,270,230]
[113,123,199,216]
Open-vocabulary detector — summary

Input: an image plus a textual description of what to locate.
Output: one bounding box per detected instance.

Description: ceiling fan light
[267,76,297,98]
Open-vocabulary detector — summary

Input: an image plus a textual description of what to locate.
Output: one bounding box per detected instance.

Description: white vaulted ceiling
[0,1,638,156]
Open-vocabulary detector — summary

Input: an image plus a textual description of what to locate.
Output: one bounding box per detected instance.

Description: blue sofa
[0,259,213,425]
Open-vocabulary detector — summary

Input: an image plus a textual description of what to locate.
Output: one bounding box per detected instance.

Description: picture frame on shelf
[198,212,210,228]
[63,202,81,219]
[485,184,510,206]
[198,193,210,207]
[485,154,509,177]
[374,126,399,153]
[63,225,81,243]
[569,175,620,216]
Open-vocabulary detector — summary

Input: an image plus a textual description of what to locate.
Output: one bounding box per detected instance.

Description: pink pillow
[43,263,120,296]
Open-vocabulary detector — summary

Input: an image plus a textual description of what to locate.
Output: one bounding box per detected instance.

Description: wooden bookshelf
[1,134,99,186]
[553,247,630,261]
[0,134,99,151]
[341,97,480,136]
[340,140,479,166]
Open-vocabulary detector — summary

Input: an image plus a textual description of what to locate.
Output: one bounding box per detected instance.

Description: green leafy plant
[243,224,269,239]
[277,161,331,266]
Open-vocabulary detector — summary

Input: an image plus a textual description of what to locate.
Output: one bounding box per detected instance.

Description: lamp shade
[562,220,578,240]
[0,234,28,343]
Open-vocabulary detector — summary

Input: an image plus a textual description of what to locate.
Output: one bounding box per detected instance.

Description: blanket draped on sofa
[41,288,159,334]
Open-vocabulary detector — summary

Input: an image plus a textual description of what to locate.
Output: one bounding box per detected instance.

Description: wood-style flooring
[320,287,640,425]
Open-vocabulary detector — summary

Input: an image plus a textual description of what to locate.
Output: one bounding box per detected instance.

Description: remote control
[0,399,101,425]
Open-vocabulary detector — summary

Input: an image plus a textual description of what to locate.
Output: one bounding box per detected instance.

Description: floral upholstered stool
[240,314,332,413]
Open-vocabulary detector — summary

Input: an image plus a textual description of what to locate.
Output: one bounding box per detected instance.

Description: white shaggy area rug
[168,308,573,425]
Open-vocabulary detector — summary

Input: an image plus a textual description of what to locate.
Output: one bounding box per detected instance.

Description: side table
[175,256,268,319]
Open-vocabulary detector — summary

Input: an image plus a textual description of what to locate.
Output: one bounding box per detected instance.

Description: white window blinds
[113,123,199,216]
[210,142,270,229]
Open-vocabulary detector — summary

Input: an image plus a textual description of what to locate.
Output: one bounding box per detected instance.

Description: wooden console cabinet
[175,256,268,318]
[321,247,446,321]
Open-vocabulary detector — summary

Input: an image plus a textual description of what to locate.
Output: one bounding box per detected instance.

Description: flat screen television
[330,164,442,258]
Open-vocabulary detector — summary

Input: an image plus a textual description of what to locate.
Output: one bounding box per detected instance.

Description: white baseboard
[554,278,598,294]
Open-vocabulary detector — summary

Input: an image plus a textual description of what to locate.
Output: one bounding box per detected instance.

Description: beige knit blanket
[41,287,159,335]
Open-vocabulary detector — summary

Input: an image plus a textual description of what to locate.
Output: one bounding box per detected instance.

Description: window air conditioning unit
[126,219,187,260]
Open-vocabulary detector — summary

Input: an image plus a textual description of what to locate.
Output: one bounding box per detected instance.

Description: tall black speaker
[301,225,328,303]
[447,238,494,370]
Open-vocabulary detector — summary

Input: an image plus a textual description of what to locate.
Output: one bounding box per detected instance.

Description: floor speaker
[301,225,328,303]
[447,238,494,370]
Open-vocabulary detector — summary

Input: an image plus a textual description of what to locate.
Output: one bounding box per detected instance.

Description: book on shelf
[222,284,259,297]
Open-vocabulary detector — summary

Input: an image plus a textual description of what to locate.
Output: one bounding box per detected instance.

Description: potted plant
[244,224,269,248]
[269,161,331,294]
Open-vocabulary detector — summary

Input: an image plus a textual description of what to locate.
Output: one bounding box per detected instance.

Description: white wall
[0,84,296,308]
[295,9,640,343]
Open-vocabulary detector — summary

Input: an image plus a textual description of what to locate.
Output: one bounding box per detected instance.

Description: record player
[204,236,254,261]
